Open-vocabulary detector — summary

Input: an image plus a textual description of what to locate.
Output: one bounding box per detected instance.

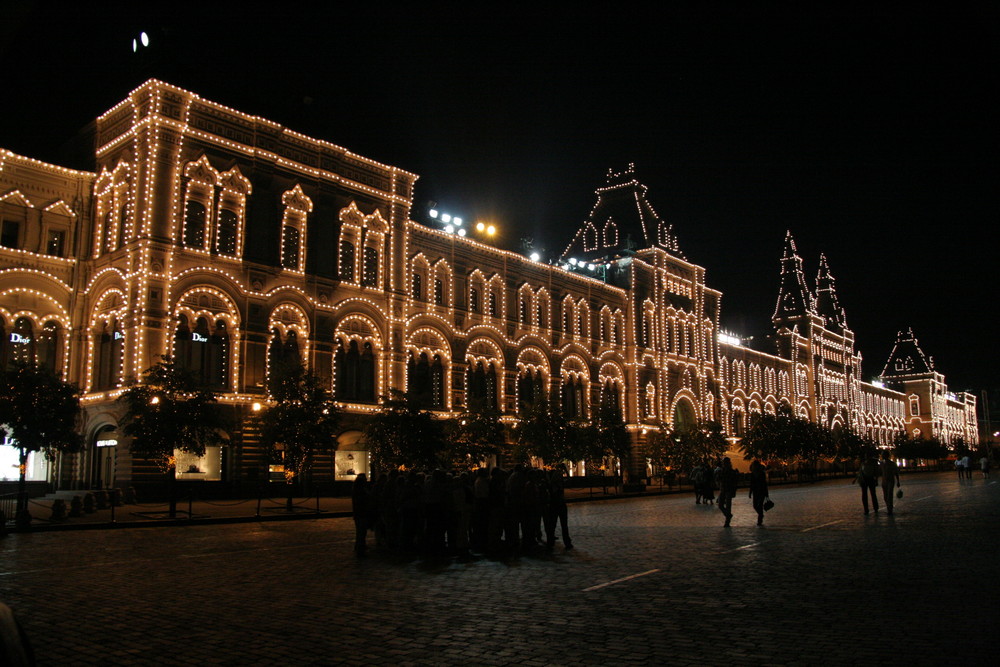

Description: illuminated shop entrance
[91,425,119,489]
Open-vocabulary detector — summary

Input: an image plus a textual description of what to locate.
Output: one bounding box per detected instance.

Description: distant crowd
[351,464,572,557]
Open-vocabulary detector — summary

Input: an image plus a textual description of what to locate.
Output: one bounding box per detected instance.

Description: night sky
[2,4,996,393]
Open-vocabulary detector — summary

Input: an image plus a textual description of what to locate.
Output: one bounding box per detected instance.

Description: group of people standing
[955,454,991,480]
[351,464,572,558]
[691,458,771,527]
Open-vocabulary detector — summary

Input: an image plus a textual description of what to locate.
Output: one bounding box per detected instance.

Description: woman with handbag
[748,460,769,526]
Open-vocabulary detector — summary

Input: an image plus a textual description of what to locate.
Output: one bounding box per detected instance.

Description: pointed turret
[881,328,934,379]
[560,164,683,263]
[772,231,815,321]
[814,253,847,331]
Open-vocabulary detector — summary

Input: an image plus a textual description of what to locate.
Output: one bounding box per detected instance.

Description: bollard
[69,496,83,517]
[83,493,96,514]
[95,489,108,510]
[50,499,67,521]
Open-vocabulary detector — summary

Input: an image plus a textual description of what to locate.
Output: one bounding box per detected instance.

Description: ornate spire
[814,253,847,331]
[881,327,934,378]
[773,231,815,321]
[560,165,683,262]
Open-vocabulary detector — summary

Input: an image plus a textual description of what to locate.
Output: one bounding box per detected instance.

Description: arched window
[362,246,378,287]
[37,321,61,372]
[562,376,585,419]
[268,327,304,392]
[216,208,238,255]
[175,315,229,390]
[117,203,128,249]
[412,273,423,300]
[519,295,529,324]
[335,339,376,403]
[488,291,498,317]
[469,288,480,313]
[339,241,356,281]
[517,369,544,413]
[434,279,444,306]
[184,200,207,248]
[280,185,311,272]
[281,225,301,270]
[466,361,499,410]
[94,319,123,390]
[10,317,36,366]
[407,351,445,410]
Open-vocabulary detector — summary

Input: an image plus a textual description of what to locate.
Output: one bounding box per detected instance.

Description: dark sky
[2,3,997,392]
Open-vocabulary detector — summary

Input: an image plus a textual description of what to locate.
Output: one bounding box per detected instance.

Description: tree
[892,432,947,464]
[118,357,227,517]
[363,390,446,473]
[669,420,729,472]
[256,364,340,509]
[644,423,671,477]
[591,403,632,478]
[740,406,826,463]
[443,398,506,470]
[0,362,82,524]
[512,397,576,465]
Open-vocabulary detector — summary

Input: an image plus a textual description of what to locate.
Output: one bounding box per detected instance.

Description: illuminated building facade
[0,80,978,490]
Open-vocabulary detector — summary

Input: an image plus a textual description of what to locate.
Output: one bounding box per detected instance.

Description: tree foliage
[892,432,947,461]
[443,398,506,469]
[256,364,340,481]
[668,420,729,471]
[591,403,632,468]
[363,390,446,472]
[0,361,82,515]
[512,398,576,464]
[118,357,227,470]
[739,406,831,463]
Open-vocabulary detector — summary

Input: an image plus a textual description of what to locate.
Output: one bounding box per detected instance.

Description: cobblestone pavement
[1,471,997,666]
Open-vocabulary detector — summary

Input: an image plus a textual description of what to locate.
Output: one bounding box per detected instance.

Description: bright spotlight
[530,252,541,262]
[140,31,150,47]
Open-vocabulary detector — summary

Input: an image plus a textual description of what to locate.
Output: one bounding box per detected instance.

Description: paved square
[2,472,997,665]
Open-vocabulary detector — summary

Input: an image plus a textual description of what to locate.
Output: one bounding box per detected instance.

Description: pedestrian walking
[544,466,573,550]
[700,460,716,505]
[717,457,738,526]
[748,460,769,526]
[980,455,991,479]
[690,463,705,504]
[351,473,370,555]
[880,453,901,515]
[854,454,881,514]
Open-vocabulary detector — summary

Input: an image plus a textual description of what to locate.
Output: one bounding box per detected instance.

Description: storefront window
[335,431,369,480]
[174,446,222,480]
[1,436,49,481]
